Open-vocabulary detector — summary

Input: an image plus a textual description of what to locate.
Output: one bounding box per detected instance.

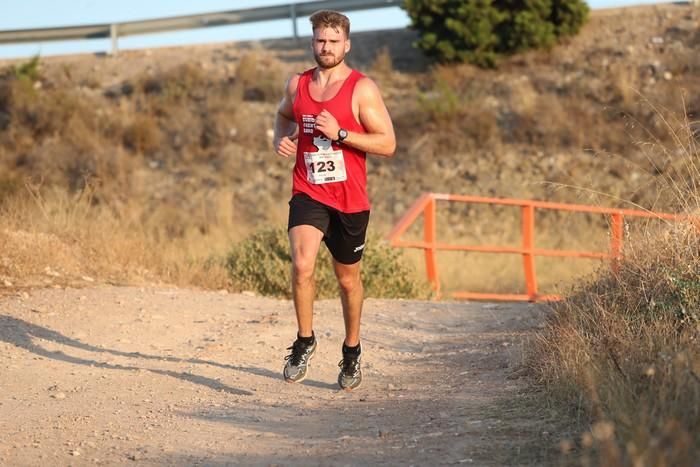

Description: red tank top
[292,68,369,213]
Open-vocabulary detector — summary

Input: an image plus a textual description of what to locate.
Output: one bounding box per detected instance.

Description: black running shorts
[287,193,370,265]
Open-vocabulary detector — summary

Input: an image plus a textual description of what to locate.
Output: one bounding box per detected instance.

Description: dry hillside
[0,3,698,294]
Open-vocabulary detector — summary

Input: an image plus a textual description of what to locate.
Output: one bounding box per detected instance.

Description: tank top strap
[336,69,364,101]
[295,68,315,101]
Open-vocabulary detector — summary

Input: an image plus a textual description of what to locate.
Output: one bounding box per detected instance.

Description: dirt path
[0,286,556,466]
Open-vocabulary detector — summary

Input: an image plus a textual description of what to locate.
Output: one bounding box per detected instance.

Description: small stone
[663,71,673,80]
[51,392,67,400]
[70,449,81,456]
[44,266,61,277]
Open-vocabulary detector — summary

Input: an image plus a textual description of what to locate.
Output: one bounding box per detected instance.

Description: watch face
[338,129,348,141]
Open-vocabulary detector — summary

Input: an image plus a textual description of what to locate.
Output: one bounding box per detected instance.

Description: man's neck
[314,63,351,86]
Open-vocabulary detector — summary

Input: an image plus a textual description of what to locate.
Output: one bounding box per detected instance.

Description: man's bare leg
[333,259,363,346]
[289,225,324,337]
[334,258,363,390]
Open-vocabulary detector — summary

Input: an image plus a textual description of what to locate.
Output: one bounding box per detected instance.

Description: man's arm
[273,74,300,158]
[315,77,396,158]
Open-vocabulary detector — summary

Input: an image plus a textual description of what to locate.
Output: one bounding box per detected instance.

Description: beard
[314,51,345,69]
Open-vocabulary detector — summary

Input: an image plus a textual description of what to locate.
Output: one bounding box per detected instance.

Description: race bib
[304,149,347,185]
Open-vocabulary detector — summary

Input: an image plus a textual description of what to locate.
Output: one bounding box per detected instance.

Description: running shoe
[338,344,362,390]
[283,337,317,383]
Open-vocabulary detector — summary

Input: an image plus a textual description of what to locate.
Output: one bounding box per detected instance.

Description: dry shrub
[123,114,162,154]
[235,53,280,103]
[149,62,209,104]
[508,76,538,117]
[369,46,394,78]
[411,67,500,152]
[9,81,87,138]
[609,62,640,113]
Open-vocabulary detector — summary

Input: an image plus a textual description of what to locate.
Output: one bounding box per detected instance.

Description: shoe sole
[284,344,317,384]
[338,372,362,391]
[341,380,362,391]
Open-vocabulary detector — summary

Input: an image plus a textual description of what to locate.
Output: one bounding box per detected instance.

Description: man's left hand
[315,109,341,141]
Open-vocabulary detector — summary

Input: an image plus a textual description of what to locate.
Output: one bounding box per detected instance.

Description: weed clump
[13,55,41,83]
[225,226,428,299]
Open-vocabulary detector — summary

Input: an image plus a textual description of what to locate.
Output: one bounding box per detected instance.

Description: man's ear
[345,39,351,54]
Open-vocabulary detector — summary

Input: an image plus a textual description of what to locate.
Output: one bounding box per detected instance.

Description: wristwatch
[337,128,348,143]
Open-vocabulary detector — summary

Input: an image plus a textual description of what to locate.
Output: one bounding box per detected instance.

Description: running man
[273,10,396,390]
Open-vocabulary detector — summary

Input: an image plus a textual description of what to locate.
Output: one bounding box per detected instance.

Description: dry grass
[527,116,700,466]
[0,182,232,293]
[530,225,700,466]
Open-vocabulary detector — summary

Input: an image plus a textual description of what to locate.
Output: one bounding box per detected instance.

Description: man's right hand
[275,134,298,158]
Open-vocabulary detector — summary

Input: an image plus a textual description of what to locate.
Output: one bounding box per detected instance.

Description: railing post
[521,204,538,301]
[110,24,119,56]
[424,195,440,299]
[610,213,624,273]
[290,4,299,42]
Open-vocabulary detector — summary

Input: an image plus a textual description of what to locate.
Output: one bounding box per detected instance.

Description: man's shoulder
[285,72,303,94]
[353,74,382,99]
[286,68,315,92]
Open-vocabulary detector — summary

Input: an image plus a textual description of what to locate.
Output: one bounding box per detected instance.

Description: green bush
[496,0,557,52]
[402,0,589,67]
[13,55,41,83]
[225,226,428,299]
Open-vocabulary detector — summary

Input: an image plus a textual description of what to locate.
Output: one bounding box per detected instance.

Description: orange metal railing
[387,193,696,302]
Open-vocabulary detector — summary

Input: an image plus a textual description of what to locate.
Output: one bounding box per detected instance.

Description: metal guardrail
[388,193,698,302]
[0,0,403,55]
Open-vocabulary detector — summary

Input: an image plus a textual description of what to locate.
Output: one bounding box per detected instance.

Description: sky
[0,0,678,59]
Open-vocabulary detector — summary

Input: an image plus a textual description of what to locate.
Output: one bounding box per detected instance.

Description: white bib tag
[304,135,347,184]
[304,150,347,184]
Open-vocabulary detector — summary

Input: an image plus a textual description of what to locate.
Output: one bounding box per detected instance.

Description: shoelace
[285,340,308,367]
[338,355,360,376]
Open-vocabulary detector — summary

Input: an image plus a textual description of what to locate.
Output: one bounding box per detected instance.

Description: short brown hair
[309,10,350,37]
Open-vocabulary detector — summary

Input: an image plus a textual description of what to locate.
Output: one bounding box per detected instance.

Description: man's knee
[292,256,315,283]
[336,269,361,294]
